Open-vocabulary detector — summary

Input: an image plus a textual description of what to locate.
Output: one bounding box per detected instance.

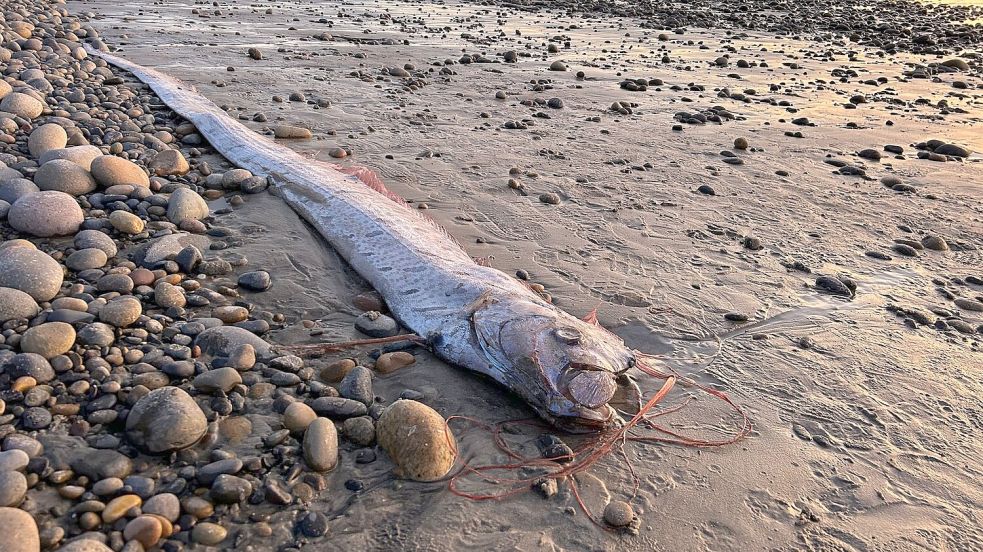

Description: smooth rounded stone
[549,60,567,71]
[354,311,399,337]
[9,191,83,237]
[858,148,881,161]
[108,210,145,234]
[21,322,75,359]
[210,474,251,504]
[149,149,190,176]
[320,358,356,383]
[153,281,185,309]
[815,275,853,297]
[934,143,970,157]
[310,396,368,419]
[0,470,27,506]
[99,297,142,327]
[921,235,949,251]
[166,188,208,224]
[69,448,133,480]
[74,230,118,258]
[283,401,317,433]
[0,92,43,119]
[28,124,68,158]
[237,270,271,291]
[2,434,43,458]
[195,326,271,358]
[103,494,142,523]
[191,523,227,545]
[603,500,635,527]
[4,353,54,382]
[374,351,416,375]
[21,407,52,429]
[954,298,983,312]
[213,305,248,323]
[0,450,30,472]
[303,418,339,472]
[96,274,134,294]
[39,146,104,171]
[0,247,63,302]
[340,366,373,405]
[198,458,243,485]
[34,159,97,196]
[893,243,919,257]
[226,343,255,370]
[55,539,113,552]
[193,367,242,393]
[734,137,749,150]
[90,156,150,188]
[342,416,376,446]
[377,400,456,481]
[0,177,34,202]
[539,192,561,205]
[297,511,328,538]
[123,515,162,548]
[273,125,313,139]
[142,493,180,522]
[126,387,207,453]
[66,248,108,271]
[0,506,40,552]
[0,286,39,322]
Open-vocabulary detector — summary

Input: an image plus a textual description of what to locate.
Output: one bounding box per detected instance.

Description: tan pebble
[376,399,456,481]
[11,376,36,393]
[320,358,355,382]
[254,522,273,537]
[102,494,142,523]
[145,514,173,538]
[181,496,213,519]
[123,515,163,548]
[51,403,80,416]
[213,305,248,323]
[191,522,227,545]
[374,351,415,374]
[283,401,317,433]
[58,485,86,500]
[79,511,101,530]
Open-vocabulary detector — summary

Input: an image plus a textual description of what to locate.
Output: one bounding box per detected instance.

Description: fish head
[472,297,636,432]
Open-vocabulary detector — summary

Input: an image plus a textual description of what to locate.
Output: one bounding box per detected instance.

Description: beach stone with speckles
[377,399,456,481]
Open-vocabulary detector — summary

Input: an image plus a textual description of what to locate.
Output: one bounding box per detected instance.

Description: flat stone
[0,470,27,506]
[193,367,242,393]
[38,145,103,170]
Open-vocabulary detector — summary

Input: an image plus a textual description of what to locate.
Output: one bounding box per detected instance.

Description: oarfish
[87,47,642,431]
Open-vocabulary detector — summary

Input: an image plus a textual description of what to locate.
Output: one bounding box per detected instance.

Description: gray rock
[2,434,43,458]
[69,449,133,480]
[0,450,29,472]
[195,326,271,359]
[0,179,37,204]
[98,297,142,327]
[303,418,338,472]
[0,470,27,506]
[90,155,150,188]
[354,311,399,337]
[166,187,209,224]
[197,458,243,485]
[0,286,39,322]
[54,538,113,552]
[74,229,118,258]
[33,159,96,196]
[8,191,84,237]
[175,245,202,273]
[65,248,108,271]
[192,367,242,393]
[77,323,115,347]
[142,493,180,522]
[237,270,271,291]
[310,396,368,419]
[0,247,63,301]
[339,366,373,405]
[38,145,104,170]
[0,92,43,119]
[210,474,251,504]
[3,353,55,382]
[126,387,207,453]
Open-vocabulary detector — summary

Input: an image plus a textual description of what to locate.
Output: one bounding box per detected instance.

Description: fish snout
[566,369,618,409]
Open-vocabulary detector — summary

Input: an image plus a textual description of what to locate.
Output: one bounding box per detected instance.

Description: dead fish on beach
[86,46,648,431]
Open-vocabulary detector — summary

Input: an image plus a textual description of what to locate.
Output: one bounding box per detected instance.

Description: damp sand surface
[72,0,983,549]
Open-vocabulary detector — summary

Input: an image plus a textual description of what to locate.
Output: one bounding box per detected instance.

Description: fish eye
[554,327,582,344]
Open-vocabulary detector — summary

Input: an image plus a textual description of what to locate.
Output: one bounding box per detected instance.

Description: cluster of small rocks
[0,1,458,551]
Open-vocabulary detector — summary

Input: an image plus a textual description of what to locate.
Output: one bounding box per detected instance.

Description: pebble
[340,365,374,404]
[126,387,208,453]
[274,125,313,139]
[303,417,339,472]
[142,493,180,522]
[195,325,272,358]
[123,515,163,548]
[0,286,40,322]
[0,470,27,506]
[75,229,118,258]
[376,400,457,481]
[65,248,108,271]
[374,351,416,374]
[193,367,242,393]
[149,149,190,176]
[99,297,142,327]
[90,155,151,188]
[0,507,40,552]
[8,191,84,237]
[166,187,209,224]
[102,494,142,523]
[0,92,43,119]
[0,450,30,472]
[283,401,318,433]
[320,358,356,382]
[39,145,103,170]
[33,159,97,196]
[238,270,272,291]
[191,522,227,545]
[210,474,251,504]
[354,311,399,337]
[109,210,145,234]
[603,500,635,527]
[20,322,75,359]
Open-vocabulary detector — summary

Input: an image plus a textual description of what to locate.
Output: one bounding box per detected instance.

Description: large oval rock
[166,187,208,224]
[33,159,96,196]
[149,149,190,176]
[56,538,114,552]
[9,191,83,237]
[21,321,75,358]
[74,229,118,258]
[0,92,43,119]
[98,297,142,327]
[28,123,68,157]
[126,387,207,453]
[0,286,39,321]
[303,417,338,472]
[377,400,457,481]
[0,179,37,205]
[38,145,103,170]
[194,326,271,358]
[0,506,40,552]
[0,247,63,301]
[90,155,150,188]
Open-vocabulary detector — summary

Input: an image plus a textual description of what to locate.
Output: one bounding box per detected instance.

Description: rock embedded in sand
[549,60,567,71]
[354,311,399,337]
[20,322,75,359]
[734,137,749,150]
[0,287,39,322]
[603,500,635,527]
[374,351,415,375]
[8,191,83,237]
[274,125,313,139]
[303,417,339,472]
[0,247,63,302]
[195,325,272,358]
[166,187,209,224]
[0,92,43,119]
[90,155,151,188]
[192,523,228,545]
[376,399,457,481]
[237,270,271,291]
[0,507,40,552]
[126,386,207,453]
[28,123,68,157]
[33,159,97,196]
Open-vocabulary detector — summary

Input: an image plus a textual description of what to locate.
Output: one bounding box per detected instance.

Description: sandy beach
[0,0,980,550]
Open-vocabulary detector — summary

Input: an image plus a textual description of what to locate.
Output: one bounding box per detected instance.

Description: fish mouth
[548,403,619,433]
[561,365,619,409]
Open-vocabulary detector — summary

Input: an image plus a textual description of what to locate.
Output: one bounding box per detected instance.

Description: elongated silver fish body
[88,46,637,430]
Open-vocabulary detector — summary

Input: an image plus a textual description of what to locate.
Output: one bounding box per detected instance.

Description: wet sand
[68,0,982,550]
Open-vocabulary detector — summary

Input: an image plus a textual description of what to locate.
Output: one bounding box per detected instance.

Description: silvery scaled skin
[89,46,638,431]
